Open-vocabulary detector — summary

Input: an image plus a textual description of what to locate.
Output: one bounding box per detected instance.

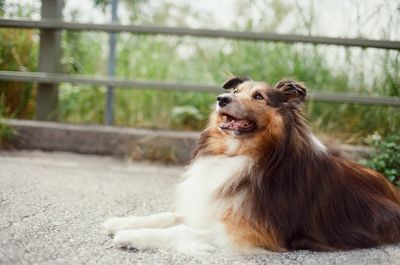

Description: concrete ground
[0,151,399,265]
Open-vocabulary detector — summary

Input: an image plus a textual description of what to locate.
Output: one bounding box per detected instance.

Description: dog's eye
[253,93,264,100]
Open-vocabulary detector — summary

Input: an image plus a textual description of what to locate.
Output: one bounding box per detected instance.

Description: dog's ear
[274,79,307,103]
[222,77,250,90]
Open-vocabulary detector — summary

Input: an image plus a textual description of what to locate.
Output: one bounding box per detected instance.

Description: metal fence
[0,0,399,125]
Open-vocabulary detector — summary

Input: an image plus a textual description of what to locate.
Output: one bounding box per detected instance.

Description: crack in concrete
[99,239,109,246]
[0,221,13,231]
[0,203,52,231]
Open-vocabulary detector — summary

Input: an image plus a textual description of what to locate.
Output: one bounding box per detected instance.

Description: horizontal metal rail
[1,18,399,50]
[1,71,399,107]
[0,71,217,92]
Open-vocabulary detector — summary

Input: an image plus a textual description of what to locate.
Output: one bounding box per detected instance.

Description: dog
[103,77,400,255]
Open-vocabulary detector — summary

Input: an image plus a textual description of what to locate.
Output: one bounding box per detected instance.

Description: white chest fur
[175,155,252,228]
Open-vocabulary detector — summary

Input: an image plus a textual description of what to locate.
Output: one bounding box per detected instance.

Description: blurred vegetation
[360,132,400,188]
[0,0,399,144]
[0,96,16,149]
[0,3,37,119]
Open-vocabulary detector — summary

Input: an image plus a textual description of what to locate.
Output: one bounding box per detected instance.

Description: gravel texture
[0,151,399,265]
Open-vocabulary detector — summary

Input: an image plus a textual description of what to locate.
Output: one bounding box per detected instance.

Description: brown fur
[223,208,286,252]
[193,78,400,251]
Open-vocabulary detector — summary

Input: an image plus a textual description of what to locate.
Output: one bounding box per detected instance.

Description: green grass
[306,102,400,143]
[0,97,16,149]
[0,120,14,149]
[0,28,37,119]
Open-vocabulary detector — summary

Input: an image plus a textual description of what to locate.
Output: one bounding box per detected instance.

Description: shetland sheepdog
[103,77,400,255]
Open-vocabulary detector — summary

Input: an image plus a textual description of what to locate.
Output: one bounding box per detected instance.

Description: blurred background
[0,0,399,143]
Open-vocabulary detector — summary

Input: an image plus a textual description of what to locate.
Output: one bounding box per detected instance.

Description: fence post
[36,0,63,121]
[105,0,119,125]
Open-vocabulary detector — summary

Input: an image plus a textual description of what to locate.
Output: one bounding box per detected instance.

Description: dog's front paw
[102,217,126,235]
[113,230,148,250]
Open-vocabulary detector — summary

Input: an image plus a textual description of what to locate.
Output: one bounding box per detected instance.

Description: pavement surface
[0,151,399,265]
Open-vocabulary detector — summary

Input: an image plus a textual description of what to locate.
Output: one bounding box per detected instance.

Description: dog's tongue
[221,115,253,130]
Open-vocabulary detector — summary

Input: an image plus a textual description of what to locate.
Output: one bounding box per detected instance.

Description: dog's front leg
[113,224,215,255]
[102,212,182,235]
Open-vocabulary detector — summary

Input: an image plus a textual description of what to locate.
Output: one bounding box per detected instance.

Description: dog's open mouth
[219,113,256,133]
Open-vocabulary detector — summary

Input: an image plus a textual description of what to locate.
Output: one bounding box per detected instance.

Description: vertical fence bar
[105,0,119,125]
[36,0,63,121]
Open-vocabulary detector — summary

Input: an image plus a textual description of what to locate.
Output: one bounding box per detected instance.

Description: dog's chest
[175,155,251,228]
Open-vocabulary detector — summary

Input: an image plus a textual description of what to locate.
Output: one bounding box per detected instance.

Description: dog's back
[283,157,400,251]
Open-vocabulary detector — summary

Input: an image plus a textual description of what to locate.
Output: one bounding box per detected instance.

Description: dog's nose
[217,95,232,107]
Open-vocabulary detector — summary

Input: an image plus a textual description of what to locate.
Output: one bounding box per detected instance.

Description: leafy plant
[171,105,204,130]
[360,133,400,188]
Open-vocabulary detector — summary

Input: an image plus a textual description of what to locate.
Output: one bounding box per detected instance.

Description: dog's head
[214,77,307,138]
